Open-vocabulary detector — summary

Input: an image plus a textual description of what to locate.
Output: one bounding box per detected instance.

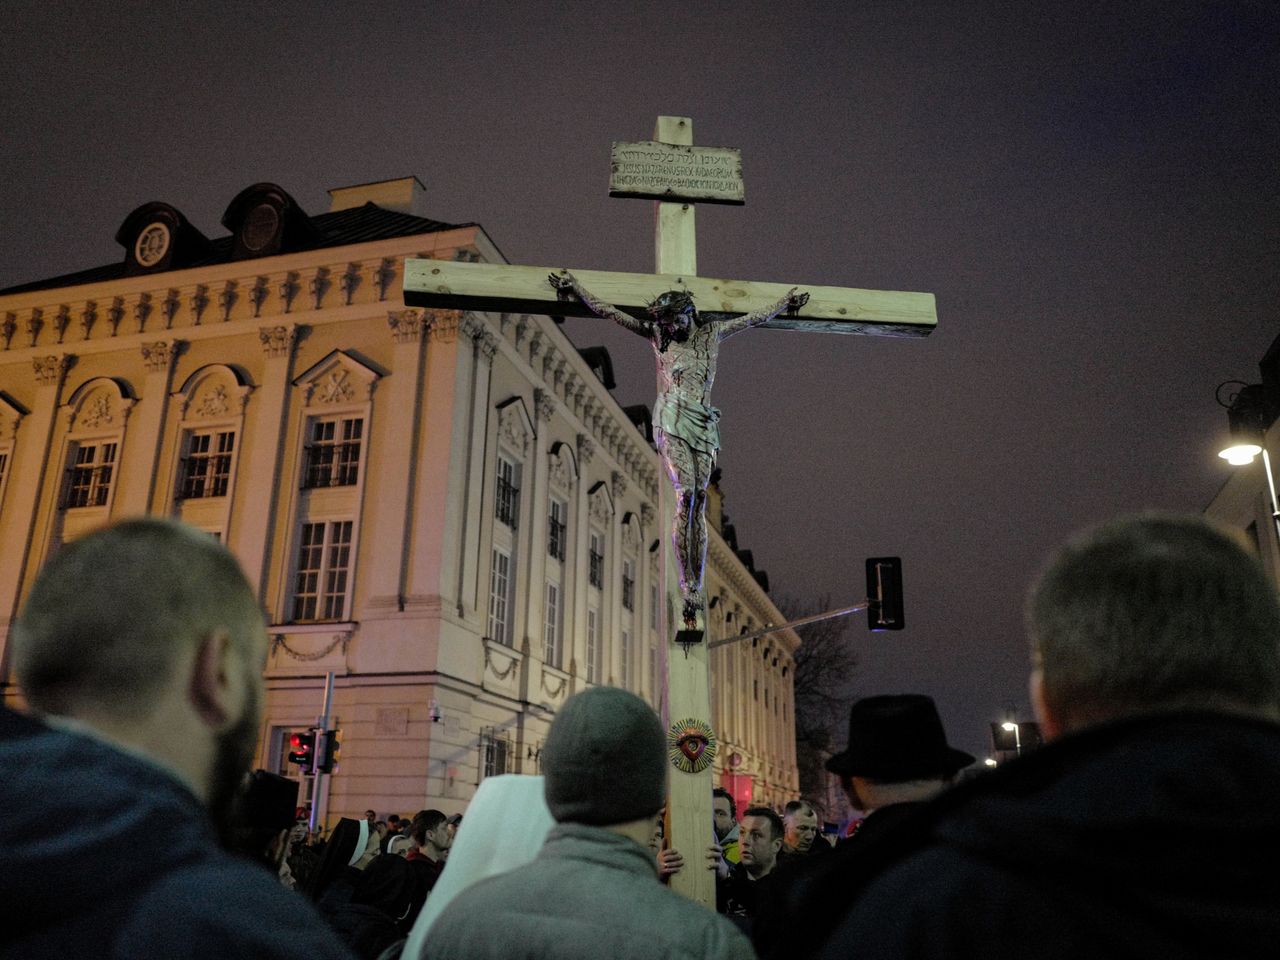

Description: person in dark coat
[327,854,418,959]
[816,514,1280,960]
[1,518,355,960]
[755,695,972,959]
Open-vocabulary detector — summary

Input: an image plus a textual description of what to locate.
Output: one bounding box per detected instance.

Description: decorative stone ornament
[667,717,717,774]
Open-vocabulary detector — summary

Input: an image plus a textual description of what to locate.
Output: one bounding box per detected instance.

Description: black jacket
[0,705,355,960]
[814,712,1280,960]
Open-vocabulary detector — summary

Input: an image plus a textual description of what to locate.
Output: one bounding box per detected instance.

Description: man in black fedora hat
[752,694,971,960]
[825,694,973,848]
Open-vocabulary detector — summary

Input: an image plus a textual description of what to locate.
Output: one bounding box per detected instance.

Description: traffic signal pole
[308,671,335,835]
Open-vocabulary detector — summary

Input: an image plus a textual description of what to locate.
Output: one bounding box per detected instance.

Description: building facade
[0,177,800,819]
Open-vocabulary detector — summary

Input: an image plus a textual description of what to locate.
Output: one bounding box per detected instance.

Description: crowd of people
[3,511,1280,959]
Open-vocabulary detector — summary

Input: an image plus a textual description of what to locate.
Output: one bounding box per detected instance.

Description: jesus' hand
[548,271,576,298]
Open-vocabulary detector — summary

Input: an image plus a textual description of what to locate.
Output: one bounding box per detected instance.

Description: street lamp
[1216,380,1280,545]
[1000,720,1022,755]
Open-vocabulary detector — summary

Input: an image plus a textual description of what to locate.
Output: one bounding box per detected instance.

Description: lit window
[62,441,118,509]
[303,417,363,488]
[292,520,354,621]
[544,581,562,667]
[488,548,513,644]
[179,429,235,499]
[495,456,519,529]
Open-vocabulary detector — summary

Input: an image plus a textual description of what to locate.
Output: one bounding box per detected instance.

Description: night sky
[3,2,1277,761]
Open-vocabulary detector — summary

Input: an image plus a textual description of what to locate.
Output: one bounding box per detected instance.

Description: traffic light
[866,557,904,631]
[287,731,316,771]
[316,729,342,774]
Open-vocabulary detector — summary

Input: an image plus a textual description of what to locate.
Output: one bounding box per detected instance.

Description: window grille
[548,500,567,561]
[303,417,362,488]
[179,430,235,499]
[479,727,511,781]
[621,559,635,611]
[62,442,118,508]
[495,457,519,529]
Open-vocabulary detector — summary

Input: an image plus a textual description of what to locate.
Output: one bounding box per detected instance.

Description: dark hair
[712,787,736,819]
[14,518,263,720]
[742,806,784,840]
[1029,514,1280,730]
[411,809,448,844]
[784,800,815,818]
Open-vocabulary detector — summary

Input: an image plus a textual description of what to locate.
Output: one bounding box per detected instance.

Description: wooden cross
[403,117,936,907]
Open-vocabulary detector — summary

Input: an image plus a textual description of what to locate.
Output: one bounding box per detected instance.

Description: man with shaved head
[0,518,354,960]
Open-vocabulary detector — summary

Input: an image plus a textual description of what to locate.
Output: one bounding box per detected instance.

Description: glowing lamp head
[1218,442,1262,466]
[984,757,998,768]
[1001,721,1017,732]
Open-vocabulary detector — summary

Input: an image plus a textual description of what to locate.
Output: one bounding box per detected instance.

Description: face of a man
[785,807,819,852]
[365,810,376,824]
[429,821,453,852]
[739,815,782,877]
[712,797,734,840]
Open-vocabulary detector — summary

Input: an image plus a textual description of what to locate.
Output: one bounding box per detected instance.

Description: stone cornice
[707,530,798,656]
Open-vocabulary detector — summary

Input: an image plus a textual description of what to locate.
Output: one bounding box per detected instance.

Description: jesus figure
[549,271,809,628]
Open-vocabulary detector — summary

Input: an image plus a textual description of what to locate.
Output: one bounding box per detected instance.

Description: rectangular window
[303,416,363,488]
[621,630,631,689]
[292,520,354,621]
[179,429,235,499]
[488,548,512,644]
[62,441,118,509]
[650,642,659,696]
[544,581,562,667]
[587,608,600,683]
[589,532,604,589]
[649,582,659,629]
[480,727,510,781]
[495,456,519,529]
[621,558,635,611]
[548,498,567,561]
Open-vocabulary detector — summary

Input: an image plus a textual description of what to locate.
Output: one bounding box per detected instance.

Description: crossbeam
[403,259,936,338]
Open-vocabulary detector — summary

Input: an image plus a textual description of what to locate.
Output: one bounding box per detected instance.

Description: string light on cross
[403,117,937,907]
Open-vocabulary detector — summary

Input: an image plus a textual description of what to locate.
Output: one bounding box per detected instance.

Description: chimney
[327,176,429,216]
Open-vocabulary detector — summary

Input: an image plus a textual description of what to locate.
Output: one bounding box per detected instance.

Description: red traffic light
[287,731,315,768]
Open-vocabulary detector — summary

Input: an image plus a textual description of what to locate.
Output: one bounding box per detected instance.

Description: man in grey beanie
[423,686,754,960]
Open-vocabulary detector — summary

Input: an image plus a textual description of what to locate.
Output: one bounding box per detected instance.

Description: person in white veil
[401,774,553,960]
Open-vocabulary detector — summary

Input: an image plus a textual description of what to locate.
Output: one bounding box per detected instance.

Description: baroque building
[0,177,800,817]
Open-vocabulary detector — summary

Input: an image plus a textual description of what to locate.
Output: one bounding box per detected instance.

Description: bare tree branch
[777,594,858,810]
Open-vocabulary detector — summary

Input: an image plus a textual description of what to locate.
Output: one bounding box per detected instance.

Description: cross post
[403,116,937,908]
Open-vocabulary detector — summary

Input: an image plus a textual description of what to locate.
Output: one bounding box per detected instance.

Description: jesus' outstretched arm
[713,288,810,340]
[548,271,651,338]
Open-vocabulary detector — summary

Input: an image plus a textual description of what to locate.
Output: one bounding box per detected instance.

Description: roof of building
[1,202,470,295]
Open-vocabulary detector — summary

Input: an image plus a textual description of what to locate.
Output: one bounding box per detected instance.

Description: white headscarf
[402,774,554,960]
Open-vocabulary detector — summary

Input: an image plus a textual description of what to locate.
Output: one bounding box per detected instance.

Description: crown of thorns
[646,289,695,314]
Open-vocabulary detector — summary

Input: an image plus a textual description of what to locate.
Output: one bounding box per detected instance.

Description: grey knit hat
[542,686,667,825]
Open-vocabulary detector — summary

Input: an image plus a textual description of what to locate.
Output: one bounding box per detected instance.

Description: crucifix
[403,116,936,906]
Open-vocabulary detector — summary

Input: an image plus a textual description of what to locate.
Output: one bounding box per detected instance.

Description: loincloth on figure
[654,395,721,462]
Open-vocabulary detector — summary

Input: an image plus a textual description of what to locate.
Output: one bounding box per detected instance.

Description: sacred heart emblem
[667,717,718,774]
